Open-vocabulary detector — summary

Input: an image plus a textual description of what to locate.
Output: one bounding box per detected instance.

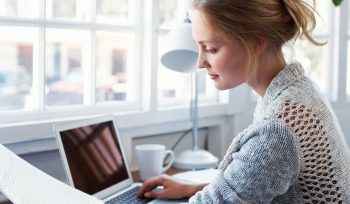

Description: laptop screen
[59,120,129,195]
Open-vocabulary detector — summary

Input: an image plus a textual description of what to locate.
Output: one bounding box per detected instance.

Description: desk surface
[132,167,184,182]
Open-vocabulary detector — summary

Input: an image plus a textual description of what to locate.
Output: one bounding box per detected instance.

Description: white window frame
[0,0,144,118]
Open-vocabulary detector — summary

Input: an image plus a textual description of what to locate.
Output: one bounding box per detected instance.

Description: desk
[132,167,184,182]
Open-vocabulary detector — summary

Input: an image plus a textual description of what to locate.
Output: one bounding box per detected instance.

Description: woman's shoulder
[240,118,298,147]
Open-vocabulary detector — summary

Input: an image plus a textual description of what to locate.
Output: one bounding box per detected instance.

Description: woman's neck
[247,51,286,97]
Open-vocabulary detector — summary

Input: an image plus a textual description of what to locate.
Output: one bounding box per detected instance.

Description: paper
[0,143,103,204]
[172,168,218,184]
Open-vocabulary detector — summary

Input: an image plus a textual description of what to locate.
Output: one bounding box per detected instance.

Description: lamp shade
[160,21,198,73]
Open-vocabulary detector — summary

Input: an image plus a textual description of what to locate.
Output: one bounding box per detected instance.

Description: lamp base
[173,149,218,170]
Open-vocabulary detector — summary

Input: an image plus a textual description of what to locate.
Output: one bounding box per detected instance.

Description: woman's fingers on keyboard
[137,175,167,197]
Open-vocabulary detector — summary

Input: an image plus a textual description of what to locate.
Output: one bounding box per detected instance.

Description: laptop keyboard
[105,186,153,204]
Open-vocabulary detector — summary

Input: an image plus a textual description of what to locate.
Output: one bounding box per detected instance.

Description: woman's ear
[255,37,267,55]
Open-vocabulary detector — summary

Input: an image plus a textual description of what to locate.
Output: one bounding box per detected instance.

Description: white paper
[0,144,103,204]
[172,168,218,184]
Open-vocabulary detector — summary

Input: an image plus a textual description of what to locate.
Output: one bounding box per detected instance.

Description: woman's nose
[196,53,208,69]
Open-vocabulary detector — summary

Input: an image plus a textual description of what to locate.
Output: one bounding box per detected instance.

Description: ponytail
[281,0,325,46]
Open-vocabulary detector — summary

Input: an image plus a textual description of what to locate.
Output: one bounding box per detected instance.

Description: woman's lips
[209,74,219,80]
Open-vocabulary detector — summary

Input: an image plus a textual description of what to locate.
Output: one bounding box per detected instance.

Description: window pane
[96,31,135,102]
[284,39,329,93]
[158,64,191,105]
[159,0,178,29]
[0,27,36,111]
[314,0,332,35]
[96,0,132,24]
[45,29,90,106]
[0,0,39,18]
[158,34,190,105]
[46,0,90,21]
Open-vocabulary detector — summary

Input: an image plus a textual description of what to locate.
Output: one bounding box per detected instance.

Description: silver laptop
[54,115,187,204]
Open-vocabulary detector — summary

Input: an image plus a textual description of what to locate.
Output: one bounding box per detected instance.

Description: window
[0,0,139,116]
[0,0,221,125]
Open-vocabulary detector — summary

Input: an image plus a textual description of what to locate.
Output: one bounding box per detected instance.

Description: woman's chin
[213,83,229,90]
[214,82,241,90]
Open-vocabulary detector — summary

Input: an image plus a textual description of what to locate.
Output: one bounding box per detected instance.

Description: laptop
[54,115,187,204]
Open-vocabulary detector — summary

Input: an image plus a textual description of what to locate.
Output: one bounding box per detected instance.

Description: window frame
[0,0,143,119]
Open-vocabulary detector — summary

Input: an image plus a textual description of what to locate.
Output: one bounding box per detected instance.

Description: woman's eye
[204,48,216,53]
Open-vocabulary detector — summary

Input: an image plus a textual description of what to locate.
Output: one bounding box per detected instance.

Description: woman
[138,0,350,203]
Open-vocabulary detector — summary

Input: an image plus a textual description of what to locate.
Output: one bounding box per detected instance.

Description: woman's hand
[137,174,206,200]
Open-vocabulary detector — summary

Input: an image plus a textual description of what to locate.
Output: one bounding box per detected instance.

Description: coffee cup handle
[162,150,175,173]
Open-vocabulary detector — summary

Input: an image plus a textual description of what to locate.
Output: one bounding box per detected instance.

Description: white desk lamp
[160,18,218,170]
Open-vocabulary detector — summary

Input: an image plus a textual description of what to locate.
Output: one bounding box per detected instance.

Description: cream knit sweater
[189,63,350,203]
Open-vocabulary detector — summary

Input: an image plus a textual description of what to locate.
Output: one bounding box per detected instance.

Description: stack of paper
[172,168,218,184]
[0,143,103,204]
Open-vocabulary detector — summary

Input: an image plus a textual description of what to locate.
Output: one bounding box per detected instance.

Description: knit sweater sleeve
[189,120,300,204]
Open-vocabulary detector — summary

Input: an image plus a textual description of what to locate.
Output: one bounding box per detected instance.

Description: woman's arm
[190,120,300,203]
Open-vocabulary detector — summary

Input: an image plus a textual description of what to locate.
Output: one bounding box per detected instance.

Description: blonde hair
[192,0,324,73]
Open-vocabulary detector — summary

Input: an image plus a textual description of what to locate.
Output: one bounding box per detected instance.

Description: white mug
[136,144,175,181]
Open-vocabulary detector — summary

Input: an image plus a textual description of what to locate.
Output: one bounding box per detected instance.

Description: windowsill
[0,101,227,127]
[0,102,231,154]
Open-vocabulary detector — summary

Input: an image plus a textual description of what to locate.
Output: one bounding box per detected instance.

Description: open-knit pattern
[278,100,342,203]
